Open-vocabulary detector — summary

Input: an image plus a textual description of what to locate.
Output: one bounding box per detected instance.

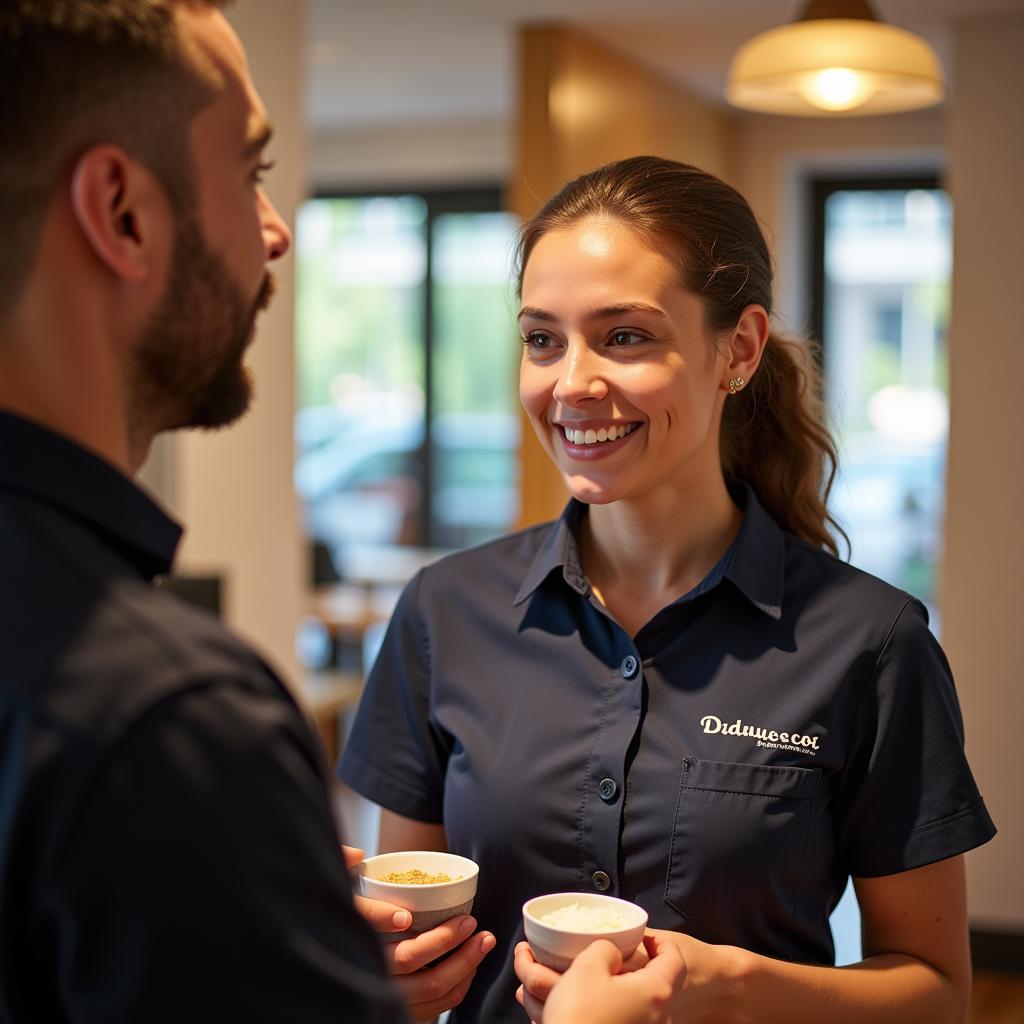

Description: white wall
[732,108,945,334]
[942,14,1024,932]
[311,118,510,192]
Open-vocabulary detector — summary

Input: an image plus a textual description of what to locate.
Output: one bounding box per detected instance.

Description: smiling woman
[338,156,995,1024]
[517,217,743,517]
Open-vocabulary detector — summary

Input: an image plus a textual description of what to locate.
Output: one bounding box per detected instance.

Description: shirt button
[592,871,611,891]
[598,778,618,802]
[620,654,639,680]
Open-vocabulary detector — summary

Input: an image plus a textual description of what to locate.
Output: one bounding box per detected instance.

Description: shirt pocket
[664,758,819,924]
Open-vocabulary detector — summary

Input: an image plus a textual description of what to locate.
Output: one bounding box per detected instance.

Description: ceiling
[307,0,1024,133]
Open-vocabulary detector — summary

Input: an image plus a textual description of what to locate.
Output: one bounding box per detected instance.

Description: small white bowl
[522,892,648,972]
[356,851,479,939]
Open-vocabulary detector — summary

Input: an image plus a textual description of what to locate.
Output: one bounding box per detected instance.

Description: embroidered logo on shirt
[699,714,820,756]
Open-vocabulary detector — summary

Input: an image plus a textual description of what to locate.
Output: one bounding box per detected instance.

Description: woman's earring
[728,376,745,395]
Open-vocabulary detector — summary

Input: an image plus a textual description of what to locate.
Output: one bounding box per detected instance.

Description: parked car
[295,407,519,580]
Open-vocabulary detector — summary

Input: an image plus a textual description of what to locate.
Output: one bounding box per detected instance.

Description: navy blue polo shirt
[0,411,405,1023]
[340,483,996,1024]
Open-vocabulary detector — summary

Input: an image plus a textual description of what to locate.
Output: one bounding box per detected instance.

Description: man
[0,2,682,1020]
[0,1,478,1018]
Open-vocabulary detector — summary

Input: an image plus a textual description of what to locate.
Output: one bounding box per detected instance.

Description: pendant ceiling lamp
[726,0,945,116]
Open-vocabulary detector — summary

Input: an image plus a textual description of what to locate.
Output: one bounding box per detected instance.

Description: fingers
[514,940,566,1003]
[515,984,543,1024]
[641,932,687,990]
[521,938,683,1024]
[566,938,626,977]
[352,893,412,934]
[341,844,365,870]
[521,986,545,1023]
[390,926,496,1019]
[345,848,414,935]
[620,939,651,974]
[385,916,480,975]
[406,966,478,1022]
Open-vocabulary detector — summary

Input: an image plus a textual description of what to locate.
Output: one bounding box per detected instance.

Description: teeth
[563,423,636,445]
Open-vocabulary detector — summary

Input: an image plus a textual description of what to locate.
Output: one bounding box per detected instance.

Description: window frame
[807,173,943,358]
[806,171,951,614]
[303,183,506,548]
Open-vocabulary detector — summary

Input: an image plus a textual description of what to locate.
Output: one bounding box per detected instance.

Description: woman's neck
[580,475,742,633]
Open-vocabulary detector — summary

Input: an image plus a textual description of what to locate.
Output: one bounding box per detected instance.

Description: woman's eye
[609,330,646,347]
[522,331,555,350]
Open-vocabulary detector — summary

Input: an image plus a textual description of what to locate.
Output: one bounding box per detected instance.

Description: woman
[339,156,995,1023]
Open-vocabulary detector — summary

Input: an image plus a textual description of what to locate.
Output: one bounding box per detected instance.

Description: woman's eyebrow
[518,302,667,321]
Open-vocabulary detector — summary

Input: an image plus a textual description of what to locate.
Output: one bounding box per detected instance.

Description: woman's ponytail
[721,332,846,556]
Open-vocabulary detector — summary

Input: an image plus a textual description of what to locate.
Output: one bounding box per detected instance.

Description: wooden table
[303,671,364,767]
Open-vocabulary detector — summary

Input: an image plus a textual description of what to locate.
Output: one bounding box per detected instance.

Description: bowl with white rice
[522,892,648,972]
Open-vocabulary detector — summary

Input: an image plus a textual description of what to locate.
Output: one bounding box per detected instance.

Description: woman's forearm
[718,946,967,1024]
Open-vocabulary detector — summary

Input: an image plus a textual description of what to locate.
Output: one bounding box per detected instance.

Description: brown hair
[514,155,846,556]
[0,0,227,315]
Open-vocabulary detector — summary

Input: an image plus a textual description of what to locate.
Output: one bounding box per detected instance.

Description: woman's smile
[556,420,641,459]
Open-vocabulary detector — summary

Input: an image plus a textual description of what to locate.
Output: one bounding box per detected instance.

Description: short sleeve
[338,572,448,823]
[47,680,408,1023]
[838,599,996,877]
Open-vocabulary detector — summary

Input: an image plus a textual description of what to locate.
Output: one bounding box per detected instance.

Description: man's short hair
[0,0,227,315]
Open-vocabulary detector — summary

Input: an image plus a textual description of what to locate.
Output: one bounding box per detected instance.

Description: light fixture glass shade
[726,19,944,116]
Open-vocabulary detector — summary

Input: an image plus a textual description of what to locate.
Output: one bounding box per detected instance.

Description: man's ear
[69,145,170,284]
[721,303,770,392]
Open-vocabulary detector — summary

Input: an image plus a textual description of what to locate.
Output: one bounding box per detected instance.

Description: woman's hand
[641,928,743,1022]
[342,845,496,1020]
[515,934,685,1024]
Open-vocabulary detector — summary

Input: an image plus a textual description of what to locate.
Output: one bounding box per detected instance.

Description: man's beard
[129,213,275,436]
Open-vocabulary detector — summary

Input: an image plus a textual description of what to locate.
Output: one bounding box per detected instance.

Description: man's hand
[342,844,495,1020]
[515,934,685,1024]
[381,914,496,1021]
[342,846,415,934]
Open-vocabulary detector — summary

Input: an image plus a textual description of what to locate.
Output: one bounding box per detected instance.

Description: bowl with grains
[356,850,479,939]
[522,892,648,972]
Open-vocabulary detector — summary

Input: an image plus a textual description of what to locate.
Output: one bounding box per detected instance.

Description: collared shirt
[340,483,996,1024]
[0,411,405,1023]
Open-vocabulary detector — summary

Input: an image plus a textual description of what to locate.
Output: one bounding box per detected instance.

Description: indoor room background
[136,0,1024,991]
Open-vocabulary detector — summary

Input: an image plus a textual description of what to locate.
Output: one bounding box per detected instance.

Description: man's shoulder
[63,575,285,733]
[1,511,293,782]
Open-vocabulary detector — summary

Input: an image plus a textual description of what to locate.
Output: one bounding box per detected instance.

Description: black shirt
[0,411,406,1023]
[340,484,996,1024]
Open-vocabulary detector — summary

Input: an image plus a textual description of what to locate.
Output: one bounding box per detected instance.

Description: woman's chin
[563,475,622,506]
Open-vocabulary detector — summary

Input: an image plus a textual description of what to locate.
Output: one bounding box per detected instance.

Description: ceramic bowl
[356,850,479,940]
[522,891,648,972]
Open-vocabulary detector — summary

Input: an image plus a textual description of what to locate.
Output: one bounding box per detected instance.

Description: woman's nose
[553,341,608,405]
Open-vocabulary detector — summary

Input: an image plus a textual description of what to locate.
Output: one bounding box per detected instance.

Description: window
[811,176,951,621]
[295,188,520,585]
